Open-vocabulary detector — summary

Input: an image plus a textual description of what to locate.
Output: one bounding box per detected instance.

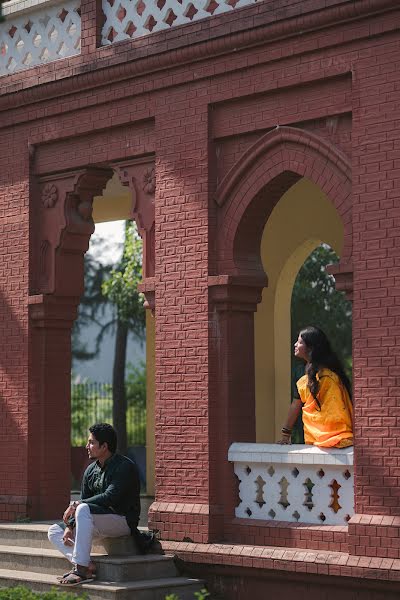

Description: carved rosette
[143,167,156,195]
[41,183,58,209]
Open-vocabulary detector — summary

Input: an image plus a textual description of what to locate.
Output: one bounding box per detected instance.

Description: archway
[92,173,155,497]
[29,160,155,518]
[211,127,353,536]
[255,177,345,442]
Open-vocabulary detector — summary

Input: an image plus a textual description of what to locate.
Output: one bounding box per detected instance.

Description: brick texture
[0,0,399,578]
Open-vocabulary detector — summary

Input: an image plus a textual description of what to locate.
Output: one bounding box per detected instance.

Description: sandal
[58,568,94,586]
[57,563,97,582]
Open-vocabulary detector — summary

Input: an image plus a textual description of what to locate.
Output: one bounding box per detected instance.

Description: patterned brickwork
[162,540,400,599]
[0,0,399,568]
[0,135,30,520]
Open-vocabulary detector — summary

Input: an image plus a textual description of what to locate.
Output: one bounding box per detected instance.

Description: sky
[89,220,125,265]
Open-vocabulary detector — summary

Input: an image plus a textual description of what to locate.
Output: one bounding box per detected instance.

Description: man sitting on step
[48,422,154,586]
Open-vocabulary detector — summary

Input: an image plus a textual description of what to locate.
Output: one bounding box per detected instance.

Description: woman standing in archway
[279,326,353,447]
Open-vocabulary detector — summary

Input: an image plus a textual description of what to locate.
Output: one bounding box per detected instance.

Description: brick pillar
[148,97,211,542]
[348,47,400,558]
[80,0,104,56]
[27,167,112,519]
[208,275,265,540]
[28,296,79,518]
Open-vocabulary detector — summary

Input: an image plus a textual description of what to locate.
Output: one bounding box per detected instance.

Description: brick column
[208,275,265,540]
[148,97,211,542]
[80,0,104,56]
[28,295,79,518]
[27,167,112,519]
[348,47,400,558]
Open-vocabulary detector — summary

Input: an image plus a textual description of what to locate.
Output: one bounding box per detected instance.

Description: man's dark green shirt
[80,453,141,531]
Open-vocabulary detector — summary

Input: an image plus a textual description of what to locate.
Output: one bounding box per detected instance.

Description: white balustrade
[101,0,260,45]
[229,443,354,526]
[0,0,81,76]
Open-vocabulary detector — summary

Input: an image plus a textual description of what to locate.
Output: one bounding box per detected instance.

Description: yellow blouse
[296,368,353,448]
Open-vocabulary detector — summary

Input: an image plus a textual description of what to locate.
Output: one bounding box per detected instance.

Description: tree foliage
[101,220,145,337]
[291,244,352,372]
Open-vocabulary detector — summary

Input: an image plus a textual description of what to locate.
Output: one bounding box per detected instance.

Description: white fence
[101,0,261,45]
[1,0,262,75]
[0,0,81,76]
[229,443,354,526]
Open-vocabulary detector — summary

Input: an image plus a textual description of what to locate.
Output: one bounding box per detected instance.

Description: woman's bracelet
[281,427,292,435]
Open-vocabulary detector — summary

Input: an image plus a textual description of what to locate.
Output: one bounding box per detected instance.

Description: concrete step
[0,523,52,549]
[95,554,178,582]
[0,545,178,581]
[0,523,150,554]
[0,568,204,600]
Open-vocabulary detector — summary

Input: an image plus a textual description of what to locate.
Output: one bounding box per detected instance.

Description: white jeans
[48,503,131,568]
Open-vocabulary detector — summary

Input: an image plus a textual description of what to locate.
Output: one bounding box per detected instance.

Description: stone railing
[229,443,354,526]
[0,0,81,76]
[1,0,262,75]
[101,0,261,45]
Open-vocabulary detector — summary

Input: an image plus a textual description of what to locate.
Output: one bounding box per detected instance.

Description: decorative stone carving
[101,0,263,46]
[114,158,156,311]
[229,443,354,526]
[77,199,93,221]
[143,167,155,195]
[34,167,113,296]
[41,183,58,209]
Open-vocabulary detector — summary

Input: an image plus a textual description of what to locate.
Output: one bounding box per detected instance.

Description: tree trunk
[113,316,128,455]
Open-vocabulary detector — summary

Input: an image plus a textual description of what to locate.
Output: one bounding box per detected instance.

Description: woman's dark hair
[299,326,352,410]
[89,423,117,453]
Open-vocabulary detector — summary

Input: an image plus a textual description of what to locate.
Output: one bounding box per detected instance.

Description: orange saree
[296,368,353,448]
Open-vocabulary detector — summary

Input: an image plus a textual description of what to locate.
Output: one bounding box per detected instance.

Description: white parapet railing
[228,443,354,526]
[101,0,261,45]
[0,0,81,76]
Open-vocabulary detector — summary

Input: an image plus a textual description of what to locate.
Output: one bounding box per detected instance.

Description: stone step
[0,545,178,581]
[0,568,204,600]
[0,523,52,549]
[95,554,178,582]
[0,523,150,554]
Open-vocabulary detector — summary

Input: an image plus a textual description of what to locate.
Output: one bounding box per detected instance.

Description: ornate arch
[215,126,352,294]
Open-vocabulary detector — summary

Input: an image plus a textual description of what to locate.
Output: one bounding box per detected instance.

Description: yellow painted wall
[92,173,132,223]
[254,178,344,442]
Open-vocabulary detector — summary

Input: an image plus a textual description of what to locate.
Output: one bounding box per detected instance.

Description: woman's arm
[277,398,303,444]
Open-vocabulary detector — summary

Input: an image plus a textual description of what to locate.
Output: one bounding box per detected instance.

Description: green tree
[72,247,113,362]
[102,220,145,453]
[72,221,145,454]
[291,244,352,372]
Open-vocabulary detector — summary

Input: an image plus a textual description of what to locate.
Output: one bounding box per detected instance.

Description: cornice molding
[0,0,399,112]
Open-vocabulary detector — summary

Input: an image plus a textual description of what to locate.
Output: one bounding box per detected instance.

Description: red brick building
[1,0,400,597]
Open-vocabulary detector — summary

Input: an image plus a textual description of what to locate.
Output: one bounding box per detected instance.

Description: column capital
[28,294,79,328]
[208,274,267,312]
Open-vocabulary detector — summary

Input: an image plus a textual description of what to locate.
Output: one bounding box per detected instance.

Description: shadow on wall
[0,289,29,516]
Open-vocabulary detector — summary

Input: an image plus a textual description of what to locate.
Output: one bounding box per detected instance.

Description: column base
[348,513,400,558]
[148,501,223,543]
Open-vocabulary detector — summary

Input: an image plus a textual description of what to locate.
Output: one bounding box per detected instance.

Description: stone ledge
[161,540,400,582]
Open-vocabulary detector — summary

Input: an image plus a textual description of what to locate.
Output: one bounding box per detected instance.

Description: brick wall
[0,131,30,520]
[0,0,400,577]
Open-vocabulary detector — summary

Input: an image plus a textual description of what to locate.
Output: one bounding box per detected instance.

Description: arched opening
[254,177,347,442]
[214,128,353,534]
[70,172,155,499]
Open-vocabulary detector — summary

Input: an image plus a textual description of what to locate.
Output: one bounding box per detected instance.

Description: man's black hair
[89,423,117,453]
